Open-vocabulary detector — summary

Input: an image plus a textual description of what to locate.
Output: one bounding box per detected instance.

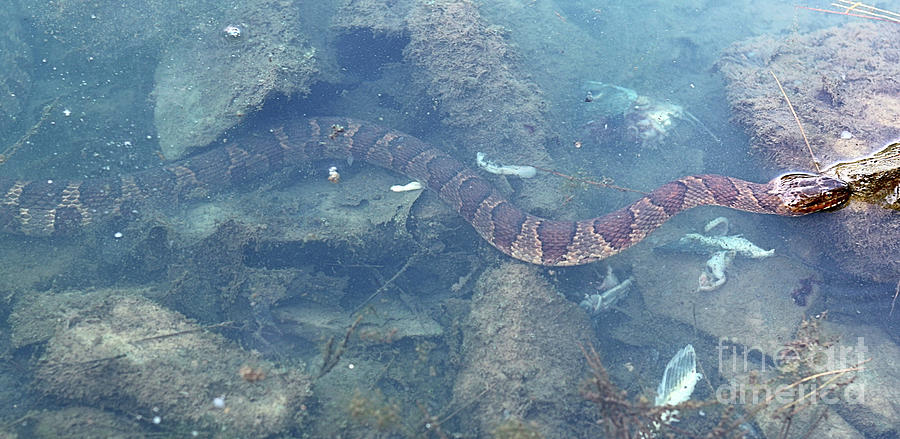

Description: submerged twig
[531,165,649,195]
[0,98,59,165]
[0,412,39,433]
[130,321,234,344]
[41,354,127,371]
[433,386,491,429]
[771,70,820,173]
[352,252,420,315]
[318,313,364,378]
[684,110,722,144]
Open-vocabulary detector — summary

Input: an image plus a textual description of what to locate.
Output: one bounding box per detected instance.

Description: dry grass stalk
[770,70,820,173]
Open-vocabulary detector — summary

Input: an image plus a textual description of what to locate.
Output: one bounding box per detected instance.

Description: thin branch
[766,360,868,407]
[351,252,419,316]
[0,98,58,165]
[771,70,820,173]
[774,369,852,414]
[532,165,649,195]
[130,321,234,344]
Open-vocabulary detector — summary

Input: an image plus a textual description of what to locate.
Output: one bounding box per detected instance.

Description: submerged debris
[389,181,423,192]
[475,152,537,178]
[579,265,633,314]
[580,81,720,148]
[655,344,701,408]
[676,233,775,259]
[699,250,736,292]
[662,217,774,291]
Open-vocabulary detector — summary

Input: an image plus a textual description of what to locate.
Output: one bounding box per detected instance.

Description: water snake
[0,117,852,266]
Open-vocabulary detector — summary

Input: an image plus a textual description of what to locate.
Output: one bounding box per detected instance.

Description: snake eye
[775,173,851,214]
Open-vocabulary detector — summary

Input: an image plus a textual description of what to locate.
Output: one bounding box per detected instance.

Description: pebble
[840,130,853,140]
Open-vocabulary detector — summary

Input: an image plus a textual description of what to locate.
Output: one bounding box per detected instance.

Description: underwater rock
[32,293,311,437]
[453,262,599,438]
[274,300,443,346]
[153,0,317,159]
[9,288,122,350]
[0,5,31,142]
[26,0,213,59]
[823,322,900,438]
[719,22,900,282]
[714,318,899,438]
[405,0,551,166]
[154,162,458,350]
[331,0,410,35]
[580,81,719,149]
[405,0,569,214]
[172,160,425,256]
[633,236,818,354]
[720,22,900,168]
[717,347,865,439]
[30,406,147,439]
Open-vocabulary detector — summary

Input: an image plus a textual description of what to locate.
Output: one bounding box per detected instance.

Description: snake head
[772,173,851,215]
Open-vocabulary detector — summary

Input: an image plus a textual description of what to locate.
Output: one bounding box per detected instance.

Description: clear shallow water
[1,1,897,437]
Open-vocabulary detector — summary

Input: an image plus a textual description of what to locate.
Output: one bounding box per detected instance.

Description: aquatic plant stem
[684,110,722,144]
[531,165,648,195]
[0,98,58,165]
[351,252,420,316]
[129,321,234,344]
[771,70,820,173]
[776,369,851,415]
[720,359,869,436]
[318,313,364,378]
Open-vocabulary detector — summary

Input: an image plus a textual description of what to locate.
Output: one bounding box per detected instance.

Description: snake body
[0,117,851,266]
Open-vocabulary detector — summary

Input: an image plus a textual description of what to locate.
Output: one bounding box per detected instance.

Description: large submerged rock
[153,0,317,159]
[405,0,551,166]
[0,5,31,145]
[453,262,599,438]
[718,23,900,282]
[404,0,570,214]
[634,238,819,355]
[25,291,311,437]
